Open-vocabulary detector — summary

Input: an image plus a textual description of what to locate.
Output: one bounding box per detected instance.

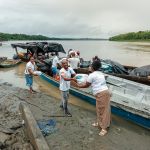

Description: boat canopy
[43,43,66,53]
[11,42,66,54]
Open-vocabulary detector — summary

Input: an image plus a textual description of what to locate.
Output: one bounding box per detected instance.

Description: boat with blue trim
[40,73,150,129]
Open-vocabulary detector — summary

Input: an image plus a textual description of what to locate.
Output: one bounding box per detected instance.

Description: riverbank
[0,82,33,149]
[0,32,106,41]
[109,40,150,42]
[109,31,150,42]
[0,81,150,150]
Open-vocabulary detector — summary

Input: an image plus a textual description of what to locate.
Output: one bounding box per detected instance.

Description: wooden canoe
[0,59,22,68]
[0,57,7,63]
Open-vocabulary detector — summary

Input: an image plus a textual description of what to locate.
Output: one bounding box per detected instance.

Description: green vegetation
[109,31,150,41]
[0,32,51,41]
[0,32,106,41]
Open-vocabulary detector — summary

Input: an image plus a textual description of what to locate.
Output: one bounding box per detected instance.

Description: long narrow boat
[77,67,150,86]
[0,59,22,68]
[0,57,7,63]
[11,42,66,62]
[110,73,150,86]
[40,73,150,129]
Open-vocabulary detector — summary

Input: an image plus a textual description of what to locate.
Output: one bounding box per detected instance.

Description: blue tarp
[37,119,57,136]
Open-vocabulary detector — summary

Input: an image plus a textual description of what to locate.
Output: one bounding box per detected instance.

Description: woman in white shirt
[24,57,38,93]
[77,60,111,136]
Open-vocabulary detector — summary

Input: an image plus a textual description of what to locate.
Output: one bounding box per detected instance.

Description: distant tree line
[109,31,150,41]
[0,32,107,41]
[0,32,51,41]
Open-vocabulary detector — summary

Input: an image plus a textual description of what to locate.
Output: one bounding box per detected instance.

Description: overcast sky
[0,0,149,38]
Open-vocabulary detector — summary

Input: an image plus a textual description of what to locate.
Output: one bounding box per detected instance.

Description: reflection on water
[1,40,150,67]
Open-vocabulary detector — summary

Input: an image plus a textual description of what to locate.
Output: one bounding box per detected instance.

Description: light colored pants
[60,91,69,110]
[95,90,111,129]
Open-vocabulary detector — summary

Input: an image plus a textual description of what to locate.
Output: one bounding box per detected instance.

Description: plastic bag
[34,71,42,76]
[75,74,88,84]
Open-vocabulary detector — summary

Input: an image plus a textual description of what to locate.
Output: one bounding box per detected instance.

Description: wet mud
[0,82,150,150]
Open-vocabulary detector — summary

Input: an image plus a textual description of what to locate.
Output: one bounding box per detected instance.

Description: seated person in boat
[92,55,100,62]
[67,49,73,58]
[75,50,80,59]
[52,52,60,78]
[68,51,80,73]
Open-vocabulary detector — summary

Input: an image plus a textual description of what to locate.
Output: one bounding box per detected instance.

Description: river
[0,40,150,149]
[1,40,150,66]
[0,40,150,108]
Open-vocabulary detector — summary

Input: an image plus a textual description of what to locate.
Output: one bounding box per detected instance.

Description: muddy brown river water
[0,41,150,149]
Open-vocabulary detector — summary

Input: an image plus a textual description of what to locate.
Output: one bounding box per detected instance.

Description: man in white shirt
[52,52,59,78]
[59,59,76,116]
[68,52,80,73]
[75,50,80,59]
[24,57,38,93]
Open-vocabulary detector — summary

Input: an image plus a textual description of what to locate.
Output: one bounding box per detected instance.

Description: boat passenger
[52,52,59,78]
[76,60,111,136]
[59,59,77,116]
[75,50,80,58]
[24,57,38,93]
[92,55,100,62]
[68,51,80,73]
[68,49,75,58]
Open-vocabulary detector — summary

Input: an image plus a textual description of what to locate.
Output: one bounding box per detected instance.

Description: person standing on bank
[59,59,77,116]
[25,57,38,93]
[76,60,111,136]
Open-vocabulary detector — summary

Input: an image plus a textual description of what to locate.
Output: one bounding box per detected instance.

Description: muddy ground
[0,82,33,150]
[0,82,150,150]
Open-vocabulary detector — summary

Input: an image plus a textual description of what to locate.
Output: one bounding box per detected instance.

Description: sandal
[92,122,98,127]
[99,129,107,136]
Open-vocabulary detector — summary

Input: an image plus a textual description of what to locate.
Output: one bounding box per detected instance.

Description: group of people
[51,50,80,78]
[24,51,111,136]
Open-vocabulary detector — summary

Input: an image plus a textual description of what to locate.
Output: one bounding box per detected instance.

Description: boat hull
[0,59,22,68]
[40,73,150,129]
[77,68,150,86]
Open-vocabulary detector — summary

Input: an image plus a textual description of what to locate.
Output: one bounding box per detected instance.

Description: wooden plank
[19,102,50,150]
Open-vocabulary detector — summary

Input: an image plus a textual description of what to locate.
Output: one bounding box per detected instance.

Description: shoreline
[0,39,108,42]
[0,82,33,149]
[109,40,150,42]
